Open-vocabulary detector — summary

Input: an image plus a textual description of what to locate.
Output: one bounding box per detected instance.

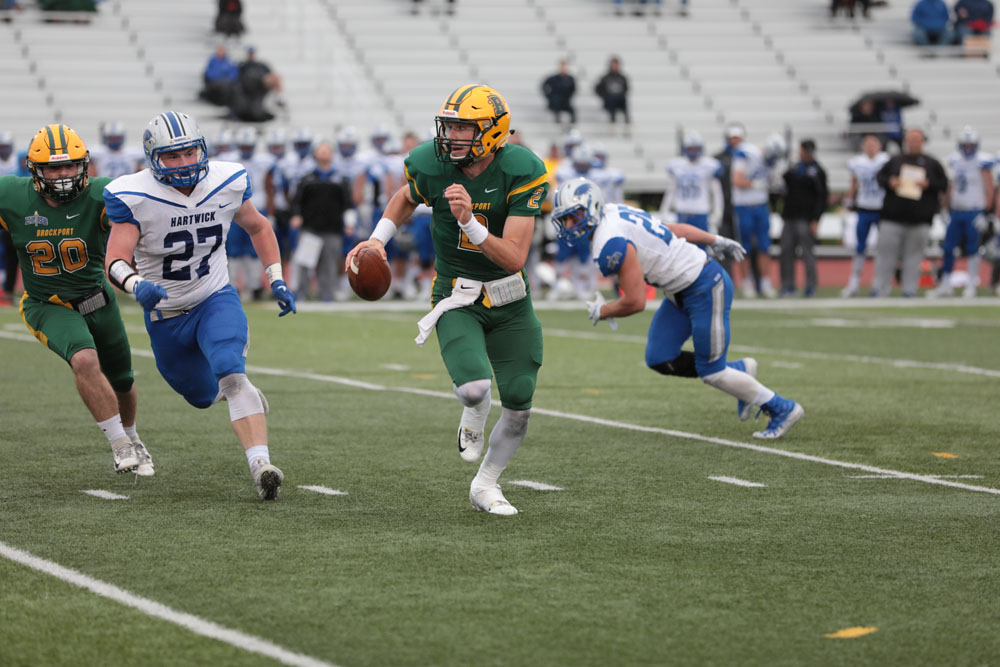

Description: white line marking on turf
[708,476,768,488]
[379,363,410,371]
[770,361,803,369]
[0,541,339,667]
[298,485,348,496]
[81,489,129,500]
[508,480,564,491]
[848,474,985,480]
[3,332,999,497]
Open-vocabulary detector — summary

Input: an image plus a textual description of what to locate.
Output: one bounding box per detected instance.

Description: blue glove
[271,279,296,317]
[134,281,167,310]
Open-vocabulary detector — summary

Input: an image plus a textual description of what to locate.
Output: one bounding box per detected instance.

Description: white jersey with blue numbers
[591,203,707,295]
[666,156,722,215]
[947,150,994,211]
[90,145,144,180]
[847,151,890,211]
[104,162,251,310]
[730,143,769,207]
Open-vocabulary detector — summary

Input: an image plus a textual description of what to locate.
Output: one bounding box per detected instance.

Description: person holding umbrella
[849,91,919,152]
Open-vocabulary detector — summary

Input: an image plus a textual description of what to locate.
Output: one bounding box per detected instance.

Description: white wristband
[264,262,283,285]
[371,217,398,245]
[123,274,142,295]
[458,217,489,246]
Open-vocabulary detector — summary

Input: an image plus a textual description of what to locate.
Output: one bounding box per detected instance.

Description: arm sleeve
[102,190,141,229]
[596,236,633,277]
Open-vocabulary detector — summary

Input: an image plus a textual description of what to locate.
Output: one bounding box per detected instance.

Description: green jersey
[0,175,112,303]
[404,142,548,282]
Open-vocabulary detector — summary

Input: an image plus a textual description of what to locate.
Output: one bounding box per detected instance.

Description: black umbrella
[849,90,920,113]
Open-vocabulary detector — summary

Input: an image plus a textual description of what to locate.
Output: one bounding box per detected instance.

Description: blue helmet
[552,176,605,242]
[143,111,208,187]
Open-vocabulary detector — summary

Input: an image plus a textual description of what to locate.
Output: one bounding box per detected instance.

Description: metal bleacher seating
[2,0,998,208]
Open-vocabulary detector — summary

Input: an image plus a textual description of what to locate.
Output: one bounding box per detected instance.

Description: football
[348,247,391,301]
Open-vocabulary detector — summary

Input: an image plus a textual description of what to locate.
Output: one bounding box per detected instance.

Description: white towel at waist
[414,279,483,346]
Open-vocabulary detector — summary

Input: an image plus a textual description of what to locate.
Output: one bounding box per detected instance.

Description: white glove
[585,291,618,330]
[710,235,746,262]
[973,213,990,234]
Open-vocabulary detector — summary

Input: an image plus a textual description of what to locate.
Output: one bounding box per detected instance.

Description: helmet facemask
[148,138,209,188]
[30,157,90,203]
[552,178,604,243]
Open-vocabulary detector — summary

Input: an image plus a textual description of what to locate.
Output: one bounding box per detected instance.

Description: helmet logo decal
[573,182,591,196]
[487,94,506,116]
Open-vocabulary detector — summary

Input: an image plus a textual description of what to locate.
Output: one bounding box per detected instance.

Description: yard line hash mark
[509,480,564,491]
[298,485,348,496]
[3,331,999,497]
[81,489,129,500]
[0,541,339,667]
[708,476,767,488]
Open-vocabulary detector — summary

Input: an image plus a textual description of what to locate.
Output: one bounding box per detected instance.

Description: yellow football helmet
[26,124,90,203]
[434,84,510,166]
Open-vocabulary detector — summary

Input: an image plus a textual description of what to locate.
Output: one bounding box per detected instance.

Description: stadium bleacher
[1,0,997,199]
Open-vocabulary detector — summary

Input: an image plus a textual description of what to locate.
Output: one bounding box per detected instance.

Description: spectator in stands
[290,142,351,301]
[779,140,828,297]
[40,0,95,22]
[215,0,244,38]
[541,60,577,126]
[231,46,285,123]
[595,56,630,130]
[411,0,455,15]
[831,0,873,19]
[848,98,883,149]
[911,0,955,44]
[873,128,949,297]
[613,0,664,16]
[200,45,239,107]
[879,99,904,152]
[954,0,994,41]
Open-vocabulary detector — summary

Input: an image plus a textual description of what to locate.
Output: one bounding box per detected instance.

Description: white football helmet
[552,177,605,242]
[337,126,359,157]
[370,123,392,153]
[764,133,787,164]
[101,120,126,150]
[681,131,704,160]
[266,128,287,158]
[213,128,235,157]
[958,126,979,157]
[591,143,608,168]
[563,128,583,157]
[291,127,313,158]
[571,144,595,174]
[142,111,208,187]
[235,127,257,160]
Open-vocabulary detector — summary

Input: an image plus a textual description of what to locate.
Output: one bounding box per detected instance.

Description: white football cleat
[250,457,283,500]
[132,440,155,477]
[110,436,138,474]
[470,482,518,516]
[458,426,485,463]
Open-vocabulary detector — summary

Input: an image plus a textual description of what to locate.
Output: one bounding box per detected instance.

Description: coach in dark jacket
[290,142,352,301]
[872,128,948,296]
[779,139,828,296]
[541,60,576,125]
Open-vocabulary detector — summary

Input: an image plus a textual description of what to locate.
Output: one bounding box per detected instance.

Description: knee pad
[454,379,491,407]
[648,351,698,378]
[500,375,536,411]
[218,373,265,421]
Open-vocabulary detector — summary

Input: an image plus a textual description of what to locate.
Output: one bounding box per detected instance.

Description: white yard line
[2,331,999,496]
[0,541,338,667]
[508,480,564,491]
[708,476,767,488]
[848,474,985,480]
[82,489,130,500]
[298,485,348,496]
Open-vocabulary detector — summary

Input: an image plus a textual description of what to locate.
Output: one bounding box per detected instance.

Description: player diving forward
[347,84,548,515]
[552,177,804,439]
[103,111,297,500]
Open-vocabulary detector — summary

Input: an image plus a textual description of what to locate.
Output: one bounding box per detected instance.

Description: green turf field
[2,297,999,667]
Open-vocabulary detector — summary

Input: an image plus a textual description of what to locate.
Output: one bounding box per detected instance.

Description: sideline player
[0,124,153,474]
[103,111,297,500]
[728,123,778,298]
[929,126,994,297]
[552,176,804,440]
[661,131,724,237]
[346,84,548,516]
[842,134,890,297]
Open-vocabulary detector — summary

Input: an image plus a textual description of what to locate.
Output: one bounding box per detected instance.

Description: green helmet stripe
[445,84,479,110]
[45,125,57,152]
[57,125,67,152]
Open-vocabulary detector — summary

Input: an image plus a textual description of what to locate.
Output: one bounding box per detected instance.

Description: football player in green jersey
[347,84,549,516]
[0,124,152,476]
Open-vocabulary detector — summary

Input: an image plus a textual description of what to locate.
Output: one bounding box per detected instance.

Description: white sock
[124,424,139,442]
[97,415,127,443]
[245,445,270,467]
[851,254,865,282]
[474,409,530,487]
[702,367,775,405]
[967,254,981,285]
